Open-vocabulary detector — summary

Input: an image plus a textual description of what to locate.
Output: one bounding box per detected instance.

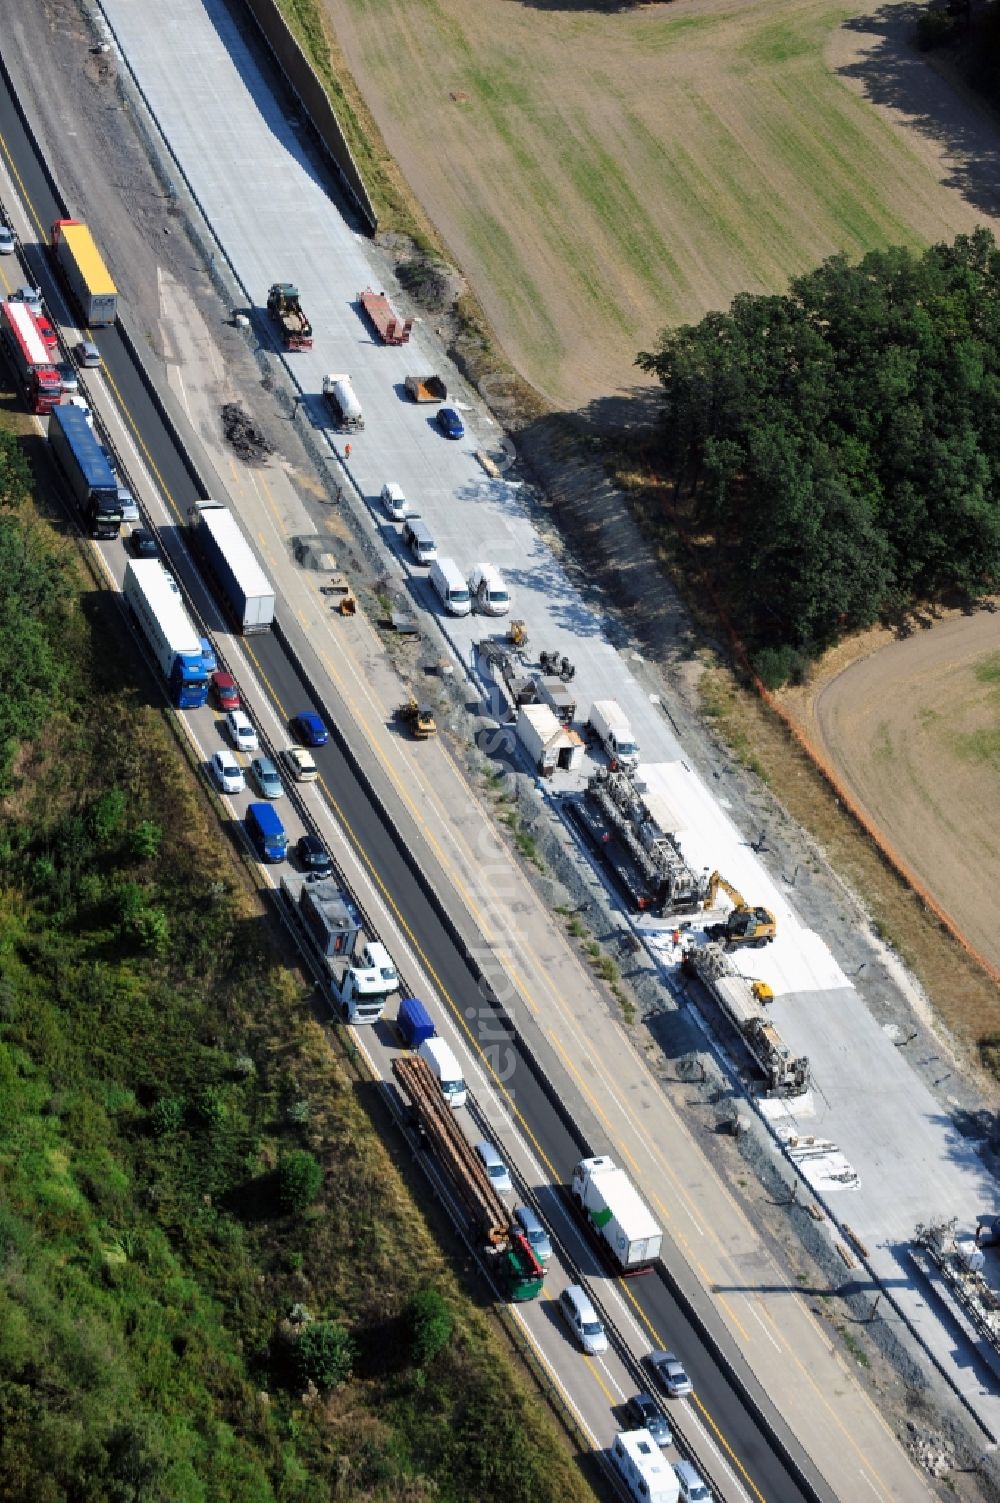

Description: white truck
[322,373,364,431]
[122,560,209,710]
[571,1156,662,1273]
[188,500,275,633]
[588,700,640,770]
[281,873,398,1023]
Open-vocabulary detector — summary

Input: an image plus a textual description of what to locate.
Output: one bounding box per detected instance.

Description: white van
[430,557,471,616]
[417,1036,467,1108]
[468,563,510,617]
[380,482,410,521]
[403,516,437,565]
[558,1283,608,1355]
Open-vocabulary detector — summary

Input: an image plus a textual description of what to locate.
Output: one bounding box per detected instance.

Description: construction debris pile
[222,402,274,465]
[913,1219,1000,1357]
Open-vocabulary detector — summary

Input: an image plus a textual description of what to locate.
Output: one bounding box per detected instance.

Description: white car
[0,226,15,255]
[209,749,245,795]
[225,709,258,754]
[281,746,318,783]
[380,481,410,521]
[63,394,94,428]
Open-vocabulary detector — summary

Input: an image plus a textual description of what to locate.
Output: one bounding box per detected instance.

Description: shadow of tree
[834,1,1000,221]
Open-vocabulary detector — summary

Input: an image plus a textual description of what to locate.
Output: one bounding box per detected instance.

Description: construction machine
[703,871,777,948]
[266,282,313,350]
[399,695,437,740]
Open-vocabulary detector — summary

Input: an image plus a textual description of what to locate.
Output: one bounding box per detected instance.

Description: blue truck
[246,802,287,862]
[122,559,209,709]
[48,403,122,539]
[397,996,435,1049]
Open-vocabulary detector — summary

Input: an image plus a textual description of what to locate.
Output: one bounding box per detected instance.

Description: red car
[210,671,240,711]
[34,313,58,352]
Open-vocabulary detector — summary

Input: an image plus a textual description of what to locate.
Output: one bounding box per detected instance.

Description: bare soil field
[779,610,1000,978]
[323,0,1000,409]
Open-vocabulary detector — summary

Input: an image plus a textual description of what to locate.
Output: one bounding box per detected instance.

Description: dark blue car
[436,406,465,440]
[292,711,329,747]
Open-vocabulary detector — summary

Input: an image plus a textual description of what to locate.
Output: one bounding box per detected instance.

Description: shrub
[277,1150,323,1214]
[150,1095,186,1137]
[134,907,169,954]
[295,1320,353,1390]
[129,820,162,861]
[88,788,127,847]
[195,1085,228,1130]
[405,1287,455,1367]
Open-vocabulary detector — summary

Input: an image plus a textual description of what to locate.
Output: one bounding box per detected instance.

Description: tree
[0,431,32,511]
[637,229,1000,667]
[277,1150,323,1214]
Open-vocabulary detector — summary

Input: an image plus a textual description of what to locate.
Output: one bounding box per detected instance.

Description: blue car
[199,636,218,674]
[292,711,329,747]
[436,406,464,440]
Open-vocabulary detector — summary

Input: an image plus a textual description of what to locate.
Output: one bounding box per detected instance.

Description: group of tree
[637,229,1000,677]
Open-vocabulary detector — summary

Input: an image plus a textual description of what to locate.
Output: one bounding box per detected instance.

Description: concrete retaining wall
[239,0,377,233]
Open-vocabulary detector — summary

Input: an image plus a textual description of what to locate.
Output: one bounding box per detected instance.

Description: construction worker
[344,442,352,460]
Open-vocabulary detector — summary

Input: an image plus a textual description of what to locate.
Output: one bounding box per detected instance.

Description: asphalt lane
[0,54,812,1503]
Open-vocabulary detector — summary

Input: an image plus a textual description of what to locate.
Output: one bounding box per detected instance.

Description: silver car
[474,1139,512,1194]
[117,487,139,524]
[514,1205,552,1262]
[56,361,78,395]
[76,339,102,368]
[648,1349,693,1399]
[251,755,284,800]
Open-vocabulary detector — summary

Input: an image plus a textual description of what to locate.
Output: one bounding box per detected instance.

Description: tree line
[637,229,1000,679]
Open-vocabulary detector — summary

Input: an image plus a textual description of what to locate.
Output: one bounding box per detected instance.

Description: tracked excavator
[703,871,777,949]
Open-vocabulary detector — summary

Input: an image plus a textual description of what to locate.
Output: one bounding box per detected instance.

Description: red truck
[0,300,62,414]
[266,283,313,350]
[359,287,413,345]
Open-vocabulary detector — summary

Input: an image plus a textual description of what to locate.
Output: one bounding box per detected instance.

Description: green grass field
[322,0,987,405]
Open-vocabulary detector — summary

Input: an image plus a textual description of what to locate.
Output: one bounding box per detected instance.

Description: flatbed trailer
[359,287,413,345]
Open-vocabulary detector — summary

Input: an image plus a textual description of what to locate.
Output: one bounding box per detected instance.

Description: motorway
[0,30,826,1503]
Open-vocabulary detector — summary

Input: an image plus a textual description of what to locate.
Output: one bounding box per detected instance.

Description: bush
[150,1095,185,1137]
[917,7,956,47]
[277,1150,323,1214]
[195,1085,228,1130]
[405,1287,455,1367]
[88,788,127,847]
[295,1320,353,1390]
[129,820,163,861]
[753,645,811,691]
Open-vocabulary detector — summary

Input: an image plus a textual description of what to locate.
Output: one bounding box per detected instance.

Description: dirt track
[783,611,1000,975]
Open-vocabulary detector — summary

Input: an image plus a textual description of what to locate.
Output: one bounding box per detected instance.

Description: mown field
[321,0,995,407]
[0,411,593,1503]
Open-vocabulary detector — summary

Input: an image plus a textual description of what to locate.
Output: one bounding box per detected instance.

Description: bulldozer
[703,870,777,949]
[399,695,437,740]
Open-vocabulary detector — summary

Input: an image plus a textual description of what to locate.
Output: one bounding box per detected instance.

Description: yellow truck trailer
[51,219,117,327]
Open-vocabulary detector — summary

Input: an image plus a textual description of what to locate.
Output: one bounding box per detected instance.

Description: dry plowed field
[781,616,1000,976]
[324,0,1000,408]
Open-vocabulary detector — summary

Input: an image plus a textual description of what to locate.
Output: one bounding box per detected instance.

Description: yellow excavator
[703,871,777,949]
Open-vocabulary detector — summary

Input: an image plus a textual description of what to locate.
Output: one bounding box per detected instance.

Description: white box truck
[188,501,275,633]
[571,1156,662,1273]
[588,700,640,769]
